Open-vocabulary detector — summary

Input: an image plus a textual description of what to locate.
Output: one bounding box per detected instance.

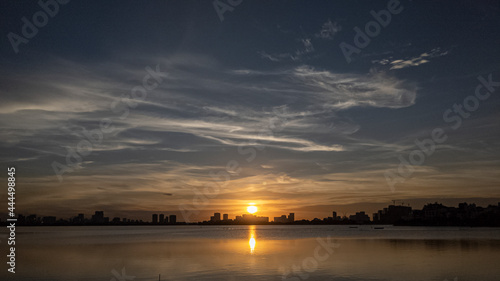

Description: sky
[1,0,499,222]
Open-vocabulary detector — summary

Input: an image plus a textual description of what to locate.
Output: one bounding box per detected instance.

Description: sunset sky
[1,1,499,222]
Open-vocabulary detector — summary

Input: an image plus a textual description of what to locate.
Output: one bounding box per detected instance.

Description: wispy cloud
[259,38,315,62]
[315,19,341,40]
[259,51,298,62]
[372,48,449,70]
[0,56,417,161]
[291,66,417,109]
[0,54,426,218]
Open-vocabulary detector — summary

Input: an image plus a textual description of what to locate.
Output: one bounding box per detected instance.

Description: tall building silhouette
[223,214,229,221]
[152,214,158,224]
[211,212,222,222]
[91,211,104,224]
[159,214,165,224]
[332,211,337,220]
[169,214,176,224]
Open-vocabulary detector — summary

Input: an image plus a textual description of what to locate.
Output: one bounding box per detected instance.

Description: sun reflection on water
[249,225,256,254]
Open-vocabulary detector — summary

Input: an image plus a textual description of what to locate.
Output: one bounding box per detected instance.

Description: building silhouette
[91,211,104,224]
[273,213,294,223]
[349,211,370,224]
[235,214,269,224]
[6,201,500,227]
[210,213,224,222]
[332,211,340,220]
[169,215,176,224]
[373,205,412,224]
[72,213,85,224]
[42,216,56,225]
[274,215,288,223]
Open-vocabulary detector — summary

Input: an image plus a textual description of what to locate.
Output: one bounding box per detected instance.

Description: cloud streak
[372,48,449,70]
[0,53,427,219]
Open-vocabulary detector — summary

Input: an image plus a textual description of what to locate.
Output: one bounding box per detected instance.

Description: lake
[3,225,500,280]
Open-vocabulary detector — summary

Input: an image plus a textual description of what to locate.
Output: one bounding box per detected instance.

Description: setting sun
[247,206,258,214]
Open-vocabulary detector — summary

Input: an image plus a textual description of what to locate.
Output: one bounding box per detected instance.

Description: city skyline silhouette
[5,201,500,227]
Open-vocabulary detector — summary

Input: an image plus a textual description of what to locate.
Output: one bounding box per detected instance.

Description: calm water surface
[3,225,500,280]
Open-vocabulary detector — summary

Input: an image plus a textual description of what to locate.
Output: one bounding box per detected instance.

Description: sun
[247,205,258,214]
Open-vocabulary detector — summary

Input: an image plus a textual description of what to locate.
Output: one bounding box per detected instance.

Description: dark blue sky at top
[1,1,498,66]
[0,0,499,219]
